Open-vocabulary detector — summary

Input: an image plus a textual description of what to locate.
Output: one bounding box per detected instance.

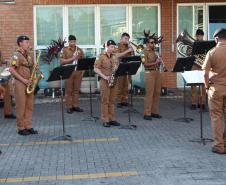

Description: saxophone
[26,50,44,94]
[108,60,118,88]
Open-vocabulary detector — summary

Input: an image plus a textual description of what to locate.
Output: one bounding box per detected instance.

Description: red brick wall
[0,0,33,61]
[161,0,177,88]
[1,0,225,87]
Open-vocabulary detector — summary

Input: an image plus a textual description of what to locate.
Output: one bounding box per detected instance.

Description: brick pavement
[0,93,226,185]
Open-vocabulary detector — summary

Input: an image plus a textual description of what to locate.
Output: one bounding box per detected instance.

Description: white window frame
[67,4,96,49]
[130,4,161,42]
[34,4,161,56]
[33,5,65,50]
[177,3,206,39]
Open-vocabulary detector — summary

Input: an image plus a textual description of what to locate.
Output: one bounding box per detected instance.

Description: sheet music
[181,70,204,85]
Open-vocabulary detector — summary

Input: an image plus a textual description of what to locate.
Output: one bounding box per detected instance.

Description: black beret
[213,28,226,38]
[106,40,116,46]
[68,35,76,41]
[17,35,29,45]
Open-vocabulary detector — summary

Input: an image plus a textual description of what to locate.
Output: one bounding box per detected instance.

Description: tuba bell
[176,30,195,57]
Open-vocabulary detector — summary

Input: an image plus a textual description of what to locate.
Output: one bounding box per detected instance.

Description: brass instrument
[129,41,145,63]
[193,54,206,67]
[176,30,195,57]
[0,60,11,83]
[176,30,205,67]
[26,50,44,94]
[108,60,118,88]
[0,67,11,77]
[0,66,11,82]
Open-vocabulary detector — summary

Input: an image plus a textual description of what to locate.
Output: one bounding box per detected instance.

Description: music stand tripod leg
[53,76,72,141]
[82,67,99,122]
[189,84,213,145]
[174,81,193,123]
[120,76,137,129]
[123,78,139,114]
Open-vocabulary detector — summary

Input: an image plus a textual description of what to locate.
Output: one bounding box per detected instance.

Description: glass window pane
[100,7,127,44]
[68,7,95,45]
[178,6,193,35]
[194,6,204,31]
[36,7,63,46]
[132,6,158,89]
[209,5,226,39]
[178,6,203,36]
[177,5,204,87]
[132,6,158,44]
[83,48,96,58]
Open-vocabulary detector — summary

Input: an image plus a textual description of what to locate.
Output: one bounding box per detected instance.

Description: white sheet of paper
[181,70,204,85]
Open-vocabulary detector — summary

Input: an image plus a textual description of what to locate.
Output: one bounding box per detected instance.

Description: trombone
[129,41,145,63]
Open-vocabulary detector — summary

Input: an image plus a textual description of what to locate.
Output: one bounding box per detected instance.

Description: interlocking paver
[0,92,226,184]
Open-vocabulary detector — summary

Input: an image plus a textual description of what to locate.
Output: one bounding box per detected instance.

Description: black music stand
[192,40,216,55]
[77,58,99,122]
[181,71,213,145]
[190,83,213,145]
[116,60,141,129]
[173,56,195,123]
[121,56,141,114]
[47,64,76,141]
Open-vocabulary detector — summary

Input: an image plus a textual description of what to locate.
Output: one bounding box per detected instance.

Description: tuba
[26,50,44,94]
[176,30,205,67]
[176,30,195,57]
[129,42,145,63]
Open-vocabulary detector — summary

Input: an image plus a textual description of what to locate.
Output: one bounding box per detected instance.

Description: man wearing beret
[9,35,38,136]
[60,35,85,114]
[202,28,226,154]
[0,51,16,119]
[116,32,134,108]
[94,40,133,127]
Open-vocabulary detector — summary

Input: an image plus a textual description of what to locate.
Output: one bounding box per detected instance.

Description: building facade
[0,0,226,89]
